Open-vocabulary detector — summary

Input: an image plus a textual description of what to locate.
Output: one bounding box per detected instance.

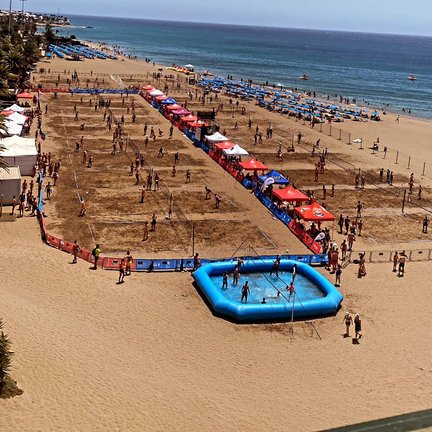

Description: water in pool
[210,271,325,304]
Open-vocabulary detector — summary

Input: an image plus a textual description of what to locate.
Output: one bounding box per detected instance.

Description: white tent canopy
[0,136,37,175]
[6,112,28,125]
[223,144,249,156]
[5,104,26,113]
[205,132,229,142]
[148,89,164,96]
[0,166,21,204]
[0,121,23,137]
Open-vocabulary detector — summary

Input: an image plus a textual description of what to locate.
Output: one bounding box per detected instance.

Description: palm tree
[0,319,14,395]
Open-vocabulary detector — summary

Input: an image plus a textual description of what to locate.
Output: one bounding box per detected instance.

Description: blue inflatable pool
[193,259,343,322]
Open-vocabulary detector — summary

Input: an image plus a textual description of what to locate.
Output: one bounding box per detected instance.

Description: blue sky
[18,0,432,36]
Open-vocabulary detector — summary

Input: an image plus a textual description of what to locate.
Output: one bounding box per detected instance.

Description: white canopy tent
[7,112,28,125]
[5,104,26,113]
[205,131,229,142]
[0,136,37,175]
[0,121,23,137]
[0,166,21,205]
[148,89,164,97]
[223,144,249,156]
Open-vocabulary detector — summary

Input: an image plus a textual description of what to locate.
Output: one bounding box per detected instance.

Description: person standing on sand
[241,281,250,303]
[358,253,366,278]
[392,251,399,272]
[118,259,126,284]
[193,253,200,271]
[398,251,407,277]
[343,312,353,337]
[354,313,362,342]
[335,265,342,287]
[92,244,101,270]
[338,214,344,234]
[124,251,133,276]
[140,187,145,204]
[423,216,429,233]
[72,240,80,264]
[142,222,149,241]
[150,213,157,231]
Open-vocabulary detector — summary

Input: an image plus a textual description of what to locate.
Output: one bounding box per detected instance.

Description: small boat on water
[408,75,417,81]
[299,74,310,81]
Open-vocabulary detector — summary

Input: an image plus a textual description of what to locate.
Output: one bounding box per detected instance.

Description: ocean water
[59,15,432,118]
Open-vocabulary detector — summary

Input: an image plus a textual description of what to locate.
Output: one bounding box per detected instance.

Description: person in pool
[241,281,250,303]
[222,272,228,289]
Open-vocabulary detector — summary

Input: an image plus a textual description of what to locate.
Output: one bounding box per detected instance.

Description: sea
[57,15,432,118]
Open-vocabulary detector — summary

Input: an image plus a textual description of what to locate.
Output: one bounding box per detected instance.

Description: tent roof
[0,136,37,156]
[189,120,208,128]
[172,109,190,115]
[181,114,198,122]
[149,89,164,96]
[273,186,309,202]
[215,140,235,150]
[223,144,249,156]
[155,95,168,101]
[239,158,268,171]
[294,202,335,221]
[160,97,176,105]
[1,110,14,116]
[205,131,229,142]
[6,112,28,125]
[16,92,33,99]
[0,121,23,137]
[0,166,21,180]
[5,104,25,113]
[167,104,182,111]
[258,169,289,185]
[143,85,155,91]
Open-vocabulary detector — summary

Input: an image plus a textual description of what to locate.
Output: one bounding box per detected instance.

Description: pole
[8,0,12,35]
[289,291,295,335]
[191,224,195,256]
[407,156,411,169]
[395,151,399,164]
[402,190,406,213]
[0,194,3,217]
[422,162,426,176]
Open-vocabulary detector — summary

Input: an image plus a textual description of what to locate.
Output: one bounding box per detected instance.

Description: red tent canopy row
[294,202,335,221]
[273,186,309,202]
[142,85,155,91]
[137,90,327,254]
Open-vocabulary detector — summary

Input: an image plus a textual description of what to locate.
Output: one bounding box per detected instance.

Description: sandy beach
[1,48,432,431]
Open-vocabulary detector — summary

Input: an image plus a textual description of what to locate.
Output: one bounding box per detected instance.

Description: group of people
[343,312,362,343]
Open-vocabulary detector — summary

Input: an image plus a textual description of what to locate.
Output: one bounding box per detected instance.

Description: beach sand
[1,50,432,431]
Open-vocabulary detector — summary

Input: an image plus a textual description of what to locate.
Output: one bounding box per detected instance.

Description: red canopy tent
[16,92,33,99]
[239,159,268,171]
[189,120,208,128]
[215,141,235,150]
[155,95,168,101]
[181,114,198,123]
[143,85,155,91]
[294,202,335,221]
[0,110,14,116]
[273,186,309,202]
[167,104,182,111]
